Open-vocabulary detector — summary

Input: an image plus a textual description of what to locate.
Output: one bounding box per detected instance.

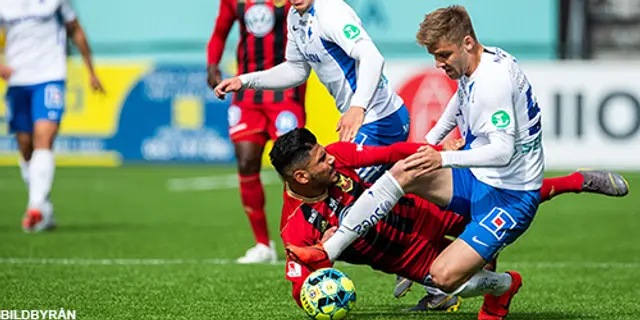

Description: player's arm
[281,209,331,308]
[327,142,443,169]
[320,6,382,110]
[0,25,10,81]
[425,91,460,145]
[320,3,383,141]
[62,0,103,93]
[215,21,311,99]
[238,26,311,91]
[439,72,515,168]
[206,0,235,89]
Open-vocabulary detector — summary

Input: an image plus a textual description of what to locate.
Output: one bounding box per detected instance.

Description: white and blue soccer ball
[300,268,357,320]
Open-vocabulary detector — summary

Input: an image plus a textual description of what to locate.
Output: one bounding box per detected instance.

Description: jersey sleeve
[207,0,236,65]
[326,142,442,169]
[281,205,329,308]
[59,0,78,23]
[471,70,516,137]
[318,2,371,56]
[286,16,306,62]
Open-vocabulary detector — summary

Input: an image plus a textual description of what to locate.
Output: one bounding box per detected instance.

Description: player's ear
[293,170,310,185]
[463,35,475,51]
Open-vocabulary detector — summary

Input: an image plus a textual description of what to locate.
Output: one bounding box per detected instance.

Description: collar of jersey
[285,182,328,203]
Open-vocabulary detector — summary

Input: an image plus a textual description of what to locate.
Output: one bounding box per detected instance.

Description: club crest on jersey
[335,173,353,193]
[479,207,517,240]
[244,4,275,37]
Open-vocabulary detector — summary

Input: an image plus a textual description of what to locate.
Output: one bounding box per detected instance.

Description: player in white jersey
[213,0,409,184]
[283,5,629,320]
[0,0,103,232]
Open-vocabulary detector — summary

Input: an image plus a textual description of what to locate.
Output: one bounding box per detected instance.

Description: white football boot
[236,240,277,264]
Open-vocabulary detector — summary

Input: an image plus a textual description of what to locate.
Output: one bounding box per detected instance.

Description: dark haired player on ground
[272,128,628,311]
[207,0,306,263]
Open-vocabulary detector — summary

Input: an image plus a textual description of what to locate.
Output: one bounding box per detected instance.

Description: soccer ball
[300,268,357,320]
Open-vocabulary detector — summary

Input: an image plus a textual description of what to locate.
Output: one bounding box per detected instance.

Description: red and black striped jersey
[207,0,305,105]
[279,142,466,306]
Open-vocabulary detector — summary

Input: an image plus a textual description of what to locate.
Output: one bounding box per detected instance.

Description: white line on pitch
[165,171,282,192]
[1,258,639,269]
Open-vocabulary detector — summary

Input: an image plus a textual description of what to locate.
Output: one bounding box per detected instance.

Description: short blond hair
[416,5,477,51]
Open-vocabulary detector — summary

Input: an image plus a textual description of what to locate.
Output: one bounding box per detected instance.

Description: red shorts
[228,101,306,146]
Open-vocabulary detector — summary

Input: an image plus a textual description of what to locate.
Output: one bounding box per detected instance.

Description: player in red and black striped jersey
[207,0,306,263]
[271,128,624,310]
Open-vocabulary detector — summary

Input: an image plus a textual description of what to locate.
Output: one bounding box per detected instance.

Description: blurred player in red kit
[271,128,627,312]
[207,0,306,263]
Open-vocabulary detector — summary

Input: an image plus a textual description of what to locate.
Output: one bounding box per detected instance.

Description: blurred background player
[0,0,103,232]
[206,0,306,264]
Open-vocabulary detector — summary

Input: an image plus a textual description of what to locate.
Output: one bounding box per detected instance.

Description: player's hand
[320,226,338,243]
[214,77,243,100]
[403,146,443,175]
[337,106,365,142]
[207,64,222,90]
[90,73,105,94]
[442,138,465,151]
[0,64,12,81]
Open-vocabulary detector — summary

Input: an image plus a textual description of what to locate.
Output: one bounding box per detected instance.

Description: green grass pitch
[0,167,638,319]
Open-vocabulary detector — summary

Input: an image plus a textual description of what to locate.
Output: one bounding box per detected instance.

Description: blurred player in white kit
[0,0,103,232]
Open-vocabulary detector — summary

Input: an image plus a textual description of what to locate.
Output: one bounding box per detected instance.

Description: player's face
[290,0,314,13]
[294,144,338,188]
[429,36,474,80]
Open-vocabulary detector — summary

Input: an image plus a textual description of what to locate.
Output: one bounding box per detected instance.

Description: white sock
[28,149,55,210]
[19,157,30,188]
[324,171,405,260]
[450,269,512,298]
[425,285,449,297]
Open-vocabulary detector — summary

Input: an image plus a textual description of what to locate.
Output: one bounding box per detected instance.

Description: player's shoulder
[477,47,515,83]
[314,0,356,23]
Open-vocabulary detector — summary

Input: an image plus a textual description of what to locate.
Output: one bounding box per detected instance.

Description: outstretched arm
[326,142,442,170]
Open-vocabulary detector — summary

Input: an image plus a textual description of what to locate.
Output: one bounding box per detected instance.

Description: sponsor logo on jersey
[342,24,361,40]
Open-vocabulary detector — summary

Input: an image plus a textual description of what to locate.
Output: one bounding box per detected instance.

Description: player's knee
[32,121,58,149]
[429,264,464,294]
[387,160,414,189]
[236,152,262,175]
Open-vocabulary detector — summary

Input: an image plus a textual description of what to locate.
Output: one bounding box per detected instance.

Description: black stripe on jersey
[301,204,328,234]
[359,226,405,259]
[273,5,286,103]
[253,19,265,104]
[237,1,248,102]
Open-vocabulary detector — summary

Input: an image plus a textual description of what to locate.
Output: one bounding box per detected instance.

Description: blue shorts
[354,105,410,184]
[446,167,540,261]
[5,80,66,133]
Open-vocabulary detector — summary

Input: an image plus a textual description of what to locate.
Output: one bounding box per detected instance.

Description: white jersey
[452,47,544,190]
[0,0,76,86]
[286,0,403,124]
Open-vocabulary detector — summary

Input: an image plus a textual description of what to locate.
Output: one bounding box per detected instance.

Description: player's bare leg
[234,140,277,264]
[16,133,33,187]
[23,120,58,232]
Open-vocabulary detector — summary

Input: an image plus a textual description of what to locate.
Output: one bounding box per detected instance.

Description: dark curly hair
[269,128,318,179]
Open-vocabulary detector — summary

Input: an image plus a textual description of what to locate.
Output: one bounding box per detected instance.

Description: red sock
[239,173,270,246]
[540,172,584,203]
